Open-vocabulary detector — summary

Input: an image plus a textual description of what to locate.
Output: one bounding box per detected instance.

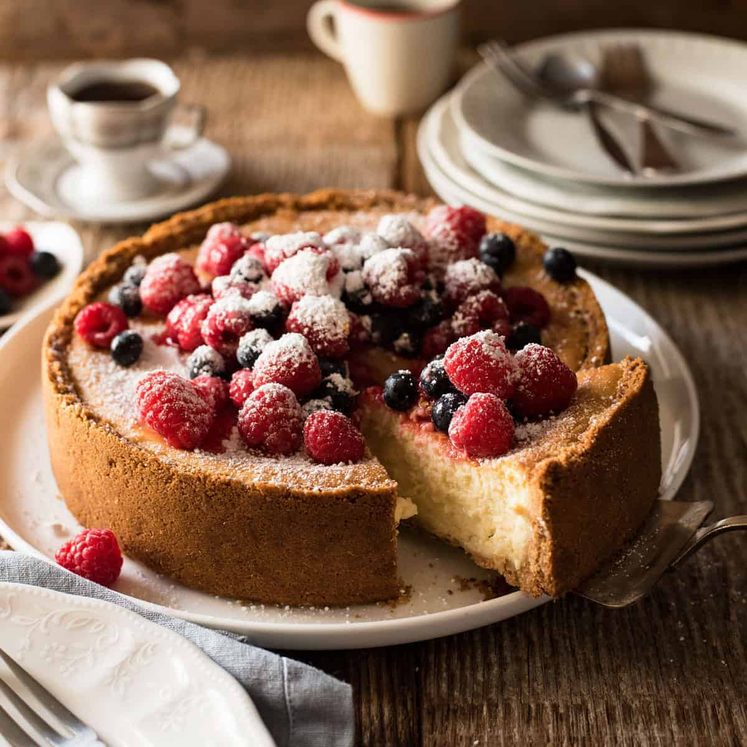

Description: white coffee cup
[47,58,206,203]
[307,0,460,116]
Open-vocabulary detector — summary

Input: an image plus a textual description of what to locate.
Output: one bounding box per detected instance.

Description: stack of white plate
[418,30,747,268]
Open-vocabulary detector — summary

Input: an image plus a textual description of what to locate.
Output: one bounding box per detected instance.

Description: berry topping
[0,254,36,297]
[479,232,516,275]
[229,254,266,284]
[236,328,273,369]
[304,410,365,465]
[422,320,455,359]
[543,246,577,282]
[511,343,577,418]
[229,368,255,407]
[123,262,147,287]
[238,383,304,455]
[376,215,429,267]
[443,258,500,306]
[201,296,254,356]
[136,370,213,449]
[303,398,333,417]
[383,370,418,411]
[0,289,11,315]
[431,391,468,433]
[448,393,515,458]
[419,356,456,400]
[452,290,509,337]
[187,344,226,379]
[196,222,248,277]
[108,283,143,318]
[324,226,362,248]
[110,330,143,367]
[4,227,34,257]
[246,290,285,330]
[55,528,122,586]
[165,293,213,352]
[392,330,422,357]
[139,253,200,315]
[358,232,389,260]
[74,302,128,348]
[425,205,486,264]
[504,286,551,329]
[331,243,364,273]
[407,297,444,330]
[271,249,335,305]
[251,332,322,398]
[30,250,60,279]
[443,331,517,398]
[211,275,257,301]
[264,232,326,274]
[342,271,373,312]
[191,375,230,411]
[285,295,351,358]
[347,312,372,349]
[362,248,421,308]
[315,372,357,414]
[506,321,542,352]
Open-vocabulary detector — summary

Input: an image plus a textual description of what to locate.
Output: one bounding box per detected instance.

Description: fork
[0,647,103,746]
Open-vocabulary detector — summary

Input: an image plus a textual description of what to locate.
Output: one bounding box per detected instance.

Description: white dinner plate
[0,582,273,746]
[0,221,83,330]
[453,29,747,188]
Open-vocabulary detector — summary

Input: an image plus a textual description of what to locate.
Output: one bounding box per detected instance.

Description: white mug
[307,0,460,116]
[47,58,206,203]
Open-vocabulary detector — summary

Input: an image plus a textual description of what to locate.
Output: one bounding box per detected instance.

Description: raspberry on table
[443,330,518,399]
[264,232,326,274]
[238,382,304,455]
[452,290,509,337]
[0,254,36,297]
[200,296,254,357]
[136,370,213,449]
[236,327,274,369]
[187,344,226,379]
[139,253,201,315]
[504,286,552,329]
[361,248,421,308]
[285,295,351,358]
[229,368,255,407]
[192,375,230,412]
[271,249,336,306]
[304,410,365,465]
[251,332,322,398]
[443,258,501,307]
[511,343,578,418]
[165,293,213,352]
[448,393,515,458]
[74,302,128,348]
[4,227,34,258]
[196,222,248,277]
[424,205,487,264]
[55,528,123,586]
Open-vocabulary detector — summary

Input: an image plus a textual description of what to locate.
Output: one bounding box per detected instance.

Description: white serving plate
[0,287,698,650]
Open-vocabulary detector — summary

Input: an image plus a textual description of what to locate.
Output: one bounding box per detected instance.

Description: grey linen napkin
[0,551,353,747]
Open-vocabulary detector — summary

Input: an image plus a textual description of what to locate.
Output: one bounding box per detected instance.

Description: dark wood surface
[0,54,744,745]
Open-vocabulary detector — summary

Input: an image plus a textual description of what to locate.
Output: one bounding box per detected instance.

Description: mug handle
[307,0,343,62]
[163,103,207,151]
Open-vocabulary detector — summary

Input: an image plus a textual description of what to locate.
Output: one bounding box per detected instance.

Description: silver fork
[0,647,103,746]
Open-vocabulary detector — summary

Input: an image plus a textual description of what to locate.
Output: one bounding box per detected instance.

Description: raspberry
[425,205,486,263]
[493,317,513,338]
[251,333,322,398]
[452,290,509,337]
[443,331,517,398]
[422,320,455,359]
[376,215,430,268]
[238,383,304,455]
[165,293,213,351]
[358,232,389,260]
[211,275,257,301]
[246,241,267,268]
[229,369,255,407]
[285,295,351,358]
[0,254,36,297]
[191,375,230,412]
[348,312,372,350]
[361,248,421,308]
[304,410,365,465]
[200,297,254,356]
[271,249,335,306]
[74,302,128,348]
[55,528,123,586]
[4,227,34,258]
[324,226,362,248]
[504,286,551,329]
[135,370,213,449]
[230,254,266,284]
[511,343,577,418]
[264,232,326,274]
[196,222,248,277]
[448,393,515,458]
[140,253,200,315]
[443,258,501,307]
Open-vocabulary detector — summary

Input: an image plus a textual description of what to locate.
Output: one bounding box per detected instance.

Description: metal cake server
[576,500,747,607]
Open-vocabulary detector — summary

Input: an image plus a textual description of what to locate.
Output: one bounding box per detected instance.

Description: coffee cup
[47,58,206,202]
[307,0,460,117]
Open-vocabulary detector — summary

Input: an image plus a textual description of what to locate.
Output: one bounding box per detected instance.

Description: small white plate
[0,221,83,330]
[0,582,273,746]
[454,29,747,188]
[0,271,698,649]
[5,138,230,225]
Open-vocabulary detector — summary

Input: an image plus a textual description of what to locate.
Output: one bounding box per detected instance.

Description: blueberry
[316,374,357,414]
[110,330,143,367]
[370,312,403,347]
[123,263,146,287]
[543,247,577,282]
[318,358,348,379]
[0,289,12,315]
[408,298,444,330]
[342,285,373,314]
[419,357,456,400]
[236,328,273,369]
[383,371,418,411]
[431,391,468,433]
[230,255,265,284]
[30,251,60,279]
[187,345,225,379]
[108,283,142,318]
[506,321,542,352]
[248,296,284,330]
[479,233,516,275]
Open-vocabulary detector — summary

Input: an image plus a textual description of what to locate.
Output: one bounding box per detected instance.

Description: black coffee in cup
[70,79,159,104]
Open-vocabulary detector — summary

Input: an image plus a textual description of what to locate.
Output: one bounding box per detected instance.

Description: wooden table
[1,53,745,745]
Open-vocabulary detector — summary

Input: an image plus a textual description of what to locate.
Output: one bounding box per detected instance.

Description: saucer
[5,138,230,224]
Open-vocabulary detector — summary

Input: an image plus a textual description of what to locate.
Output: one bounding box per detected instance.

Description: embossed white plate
[0,582,274,746]
[0,291,698,650]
